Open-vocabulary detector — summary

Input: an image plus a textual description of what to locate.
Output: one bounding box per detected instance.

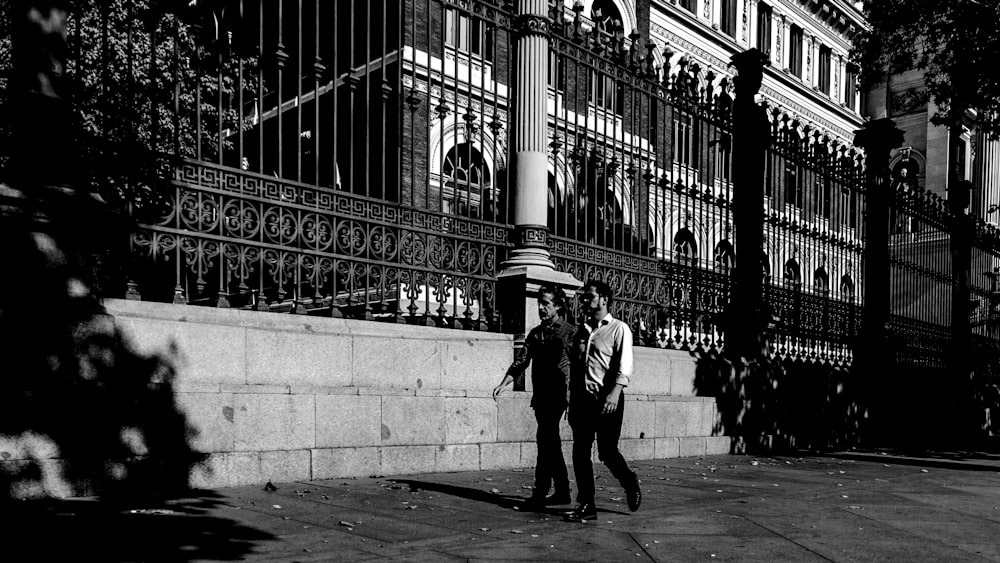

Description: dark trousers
[533,407,570,495]
[569,391,634,505]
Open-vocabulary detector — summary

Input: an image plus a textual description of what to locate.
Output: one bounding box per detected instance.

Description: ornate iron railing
[127,160,509,326]
[543,3,866,362]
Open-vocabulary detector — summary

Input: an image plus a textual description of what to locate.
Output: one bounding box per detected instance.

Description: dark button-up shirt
[506,317,575,409]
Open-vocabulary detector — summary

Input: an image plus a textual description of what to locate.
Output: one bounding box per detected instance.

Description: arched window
[814,265,829,292]
[442,142,491,218]
[783,258,801,286]
[714,239,735,269]
[840,274,855,300]
[589,0,625,114]
[674,227,698,262]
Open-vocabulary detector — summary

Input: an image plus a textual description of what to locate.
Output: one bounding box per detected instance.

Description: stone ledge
[103,298,514,342]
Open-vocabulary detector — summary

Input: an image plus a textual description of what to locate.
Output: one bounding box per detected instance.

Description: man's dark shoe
[546,491,572,505]
[626,473,642,512]
[566,503,597,522]
[523,492,548,509]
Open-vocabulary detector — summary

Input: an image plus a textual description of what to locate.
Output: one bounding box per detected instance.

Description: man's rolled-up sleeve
[614,324,633,387]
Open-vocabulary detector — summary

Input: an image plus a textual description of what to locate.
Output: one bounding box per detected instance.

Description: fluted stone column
[505,0,554,270]
[972,131,1000,221]
[498,0,581,339]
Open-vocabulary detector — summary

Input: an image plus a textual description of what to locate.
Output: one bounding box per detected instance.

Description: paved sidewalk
[6,453,1000,561]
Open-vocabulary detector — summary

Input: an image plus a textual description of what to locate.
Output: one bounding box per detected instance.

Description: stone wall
[3,299,729,495]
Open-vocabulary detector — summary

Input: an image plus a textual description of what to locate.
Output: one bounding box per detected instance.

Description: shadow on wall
[692,350,866,454]
[0,188,205,501]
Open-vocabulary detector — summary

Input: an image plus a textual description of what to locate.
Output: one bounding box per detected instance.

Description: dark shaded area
[0,495,272,562]
[0,1,211,502]
[392,478,628,518]
[694,350,866,454]
[0,186,207,500]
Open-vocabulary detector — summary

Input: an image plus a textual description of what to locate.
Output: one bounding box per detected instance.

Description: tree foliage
[852,0,1000,136]
[1,0,259,217]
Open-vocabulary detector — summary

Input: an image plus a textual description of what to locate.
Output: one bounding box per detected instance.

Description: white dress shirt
[581,313,634,393]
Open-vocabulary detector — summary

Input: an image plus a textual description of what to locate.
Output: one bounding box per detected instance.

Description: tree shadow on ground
[1,493,274,562]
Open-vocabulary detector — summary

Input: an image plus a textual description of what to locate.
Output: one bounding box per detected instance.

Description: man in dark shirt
[493,284,575,507]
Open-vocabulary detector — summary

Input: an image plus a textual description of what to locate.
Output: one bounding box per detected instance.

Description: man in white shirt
[567,280,641,522]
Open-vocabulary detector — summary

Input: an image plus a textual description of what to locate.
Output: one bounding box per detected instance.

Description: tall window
[815,178,832,219]
[680,0,697,14]
[714,142,731,182]
[721,0,737,38]
[442,143,490,218]
[591,73,624,114]
[756,3,772,54]
[548,51,565,90]
[818,46,832,94]
[445,9,493,62]
[845,65,857,110]
[673,112,699,167]
[789,24,803,78]
[784,165,801,207]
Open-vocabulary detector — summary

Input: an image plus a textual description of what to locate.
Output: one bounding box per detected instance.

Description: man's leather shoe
[546,491,572,505]
[566,503,597,521]
[523,493,548,509]
[626,473,642,512]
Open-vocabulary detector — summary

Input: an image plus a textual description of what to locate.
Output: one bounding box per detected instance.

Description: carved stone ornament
[513,14,551,37]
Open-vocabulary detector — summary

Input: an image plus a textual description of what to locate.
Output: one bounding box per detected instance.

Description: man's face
[579,286,604,316]
[537,292,559,322]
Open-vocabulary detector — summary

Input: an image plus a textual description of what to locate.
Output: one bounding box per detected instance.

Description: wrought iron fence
[8,0,995,368]
[0,0,518,328]
[544,4,865,363]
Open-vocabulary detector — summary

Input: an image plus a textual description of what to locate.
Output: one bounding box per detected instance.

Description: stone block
[436,445,481,473]
[654,437,680,459]
[261,450,311,483]
[441,339,513,392]
[702,401,721,436]
[622,400,656,440]
[311,447,381,479]
[246,328,352,387]
[316,395,382,448]
[352,335,441,390]
[175,392,235,453]
[678,437,707,458]
[656,401,690,437]
[0,431,59,461]
[619,438,655,462]
[685,401,709,436]
[381,445,437,476]
[444,398,498,444]
[233,394,315,451]
[380,396,445,446]
[630,348,671,395]
[115,316,246,385]
[496,397,535,442]
[480,442,521,470]
[226,452,263,487]
[706,436,732,455]
[189,453,230,489]
[668,352,698,396]
[2,459,72,499]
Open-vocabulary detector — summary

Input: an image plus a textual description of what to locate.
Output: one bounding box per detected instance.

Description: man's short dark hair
[537,283,567,311]
[582,279,614,306]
